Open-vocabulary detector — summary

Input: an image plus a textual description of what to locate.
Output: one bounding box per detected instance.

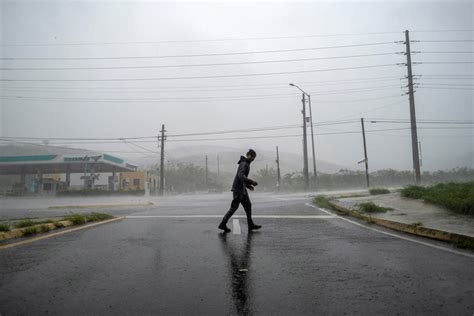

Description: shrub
[369,188,390,195]
[14,220,37,228]
[41,224,51,232]
[63,213,113,225]
[86,213,113,222]
[313,196,332,209]
[22,226,38,236]
[401,185,426,199]
[357,202,392,213]
[54,221,65,228]
[401,182,474,215]
[64,214,87,225]
[0,223,10,232]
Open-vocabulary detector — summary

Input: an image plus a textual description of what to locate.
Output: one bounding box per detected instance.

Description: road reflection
[219,232,255,315]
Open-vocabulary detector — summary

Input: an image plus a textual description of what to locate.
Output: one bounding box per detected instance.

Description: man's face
[247,154,256,162]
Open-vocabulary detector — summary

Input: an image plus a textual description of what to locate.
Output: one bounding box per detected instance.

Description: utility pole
[205,155,209,188]
[360,118,370,188]
[276,146,281,192]
[301,93,309,189]
[307,95,317,186]
[405,30,421,184]
[159,124,166,196]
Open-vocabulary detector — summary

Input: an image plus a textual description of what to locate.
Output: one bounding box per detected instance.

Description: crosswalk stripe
[126,215,338,219]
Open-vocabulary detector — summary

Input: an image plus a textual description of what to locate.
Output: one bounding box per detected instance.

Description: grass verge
[313,195,333,209]
[0,223,10,232]
[22,226,38,236]
[1,213,115,241]
[63,213,114,225]
[14,219,54,229]
[401,181,474,215]
[369,188,390,195]
[356,201,393,213]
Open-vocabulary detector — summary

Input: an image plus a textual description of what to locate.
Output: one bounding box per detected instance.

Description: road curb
[0,217,124,249]
[48,202,154,209]
[327,200,474,250]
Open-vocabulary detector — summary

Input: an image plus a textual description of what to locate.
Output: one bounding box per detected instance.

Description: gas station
[0,143,139,195]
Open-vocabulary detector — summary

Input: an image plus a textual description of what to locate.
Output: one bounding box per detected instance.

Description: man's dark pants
[221,192,254,227]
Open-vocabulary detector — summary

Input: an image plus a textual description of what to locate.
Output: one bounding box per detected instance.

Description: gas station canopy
[0,144,138,175]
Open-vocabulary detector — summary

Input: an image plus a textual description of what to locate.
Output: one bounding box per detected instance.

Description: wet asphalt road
[1,193,473,315]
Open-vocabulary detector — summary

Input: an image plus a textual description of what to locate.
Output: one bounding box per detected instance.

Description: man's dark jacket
[231,156,256,197]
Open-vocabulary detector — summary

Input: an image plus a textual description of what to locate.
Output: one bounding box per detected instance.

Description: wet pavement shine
[1,193,473,315]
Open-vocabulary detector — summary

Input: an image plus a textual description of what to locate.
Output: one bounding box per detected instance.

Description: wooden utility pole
[205,155,209,188]
[405,30,421,184]
[360,118,370,188]
[159,124,166,196]
[301,93,309,189]
[276,146,281,192]
[307,95,317,184]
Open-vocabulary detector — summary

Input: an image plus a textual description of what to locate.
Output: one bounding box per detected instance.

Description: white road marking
[233,219,241,235]
[305,203,474,259]
[126,215,337,219]
[0,217,124,250]
[269,196,291,201]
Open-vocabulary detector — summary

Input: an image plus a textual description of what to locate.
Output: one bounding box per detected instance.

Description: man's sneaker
[248,224,262,231]
[218,223,231,233]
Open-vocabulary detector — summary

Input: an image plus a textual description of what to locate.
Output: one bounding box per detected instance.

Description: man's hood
[237,155,249,164]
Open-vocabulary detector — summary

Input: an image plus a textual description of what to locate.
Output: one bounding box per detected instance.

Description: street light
[289,83,317,190]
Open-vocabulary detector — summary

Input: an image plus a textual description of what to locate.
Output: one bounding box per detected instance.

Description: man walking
[218,149,262,233]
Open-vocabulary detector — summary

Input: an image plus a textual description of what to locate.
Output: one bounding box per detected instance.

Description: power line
[411,29,473,33]
[332,99,408,120]
[368,119,474,124]
[1,93,405,104]
[5,126,470,145]
[420,51,474,54]
[2,122,470,145]
[0,32,403,47]
[121,140,159,154]
[0,120,359,143]
[421,74,473,77]
[0,85,403,101]
[416,40,474,43]
[0,64,399,82]
[0,52,400,71]
[420,61,474,64]
[0,41,397,61]
[0,81,402,94]
[419,86,474,90]
[0,76,403,92]
[418,83,474,86]
[1,30,471,48]
[0,90,404,104]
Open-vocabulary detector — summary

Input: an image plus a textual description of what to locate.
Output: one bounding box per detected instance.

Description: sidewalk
[333,193,474,238]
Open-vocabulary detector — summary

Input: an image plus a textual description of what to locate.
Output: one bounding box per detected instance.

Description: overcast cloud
[0,0,472,172]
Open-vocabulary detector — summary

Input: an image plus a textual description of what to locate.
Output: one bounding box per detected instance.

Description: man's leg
[219,194,241,232]
[241,194,261,231]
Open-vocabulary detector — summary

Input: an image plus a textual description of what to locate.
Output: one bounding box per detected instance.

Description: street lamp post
[290,83,317,190]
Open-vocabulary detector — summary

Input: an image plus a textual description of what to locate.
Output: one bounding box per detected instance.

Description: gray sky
[0,0,472,172]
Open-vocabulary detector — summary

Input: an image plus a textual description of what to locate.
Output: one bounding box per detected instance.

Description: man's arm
[237,161,251,184]
[237,161,257,186]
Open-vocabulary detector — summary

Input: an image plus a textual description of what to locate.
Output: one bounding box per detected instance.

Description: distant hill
[133,145,346,174]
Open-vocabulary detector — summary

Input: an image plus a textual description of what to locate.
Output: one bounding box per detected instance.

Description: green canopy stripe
[103,154,124,164]
[0,155,57,162]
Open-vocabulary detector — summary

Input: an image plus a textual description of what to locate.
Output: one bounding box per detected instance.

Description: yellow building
[119,171,160,193]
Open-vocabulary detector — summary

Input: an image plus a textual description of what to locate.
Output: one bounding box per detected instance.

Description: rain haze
[1,0,472,173]
[1,1,474,315]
